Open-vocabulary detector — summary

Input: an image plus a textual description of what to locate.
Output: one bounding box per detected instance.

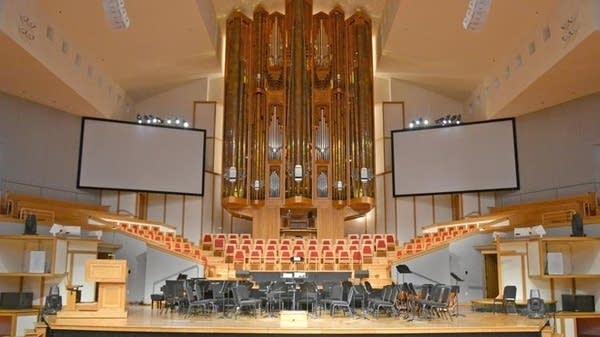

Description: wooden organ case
[222,1,375,240]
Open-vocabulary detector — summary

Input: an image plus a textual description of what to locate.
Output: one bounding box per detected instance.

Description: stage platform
[44,305,549,337]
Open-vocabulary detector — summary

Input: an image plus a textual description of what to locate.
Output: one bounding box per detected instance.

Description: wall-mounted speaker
[24,214,37,235]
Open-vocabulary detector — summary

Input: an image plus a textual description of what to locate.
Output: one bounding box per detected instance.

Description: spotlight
[183,121,190,128]
[408,122,414,128]
[175,118,181,125]
[166,118,172,124]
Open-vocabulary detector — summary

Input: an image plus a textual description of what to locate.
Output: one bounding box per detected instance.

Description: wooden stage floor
[45,305,549,337]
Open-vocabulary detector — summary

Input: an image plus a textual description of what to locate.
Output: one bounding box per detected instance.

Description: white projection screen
[391,118,518,196]
[78,118,206,195]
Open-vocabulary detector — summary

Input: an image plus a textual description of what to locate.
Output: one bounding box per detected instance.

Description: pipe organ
[222,0,375,239]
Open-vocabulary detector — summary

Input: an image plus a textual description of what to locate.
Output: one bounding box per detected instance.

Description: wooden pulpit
[56,259,127,321]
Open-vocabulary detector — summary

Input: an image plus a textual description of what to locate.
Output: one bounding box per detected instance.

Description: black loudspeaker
[24,214,37,235]
[354,270,369,279]
[0,292,33,309]
[235,270,250,278]
[527,298,545,318]
[570,212,585,237]
[43,294,62,314]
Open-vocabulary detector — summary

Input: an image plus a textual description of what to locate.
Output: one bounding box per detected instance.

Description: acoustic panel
[391,118,518,196]
[78,118,206,195]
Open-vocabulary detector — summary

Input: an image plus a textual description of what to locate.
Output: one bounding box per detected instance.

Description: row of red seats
[229,247,368,271]
[202,233,397,251]
[396,224,479,258]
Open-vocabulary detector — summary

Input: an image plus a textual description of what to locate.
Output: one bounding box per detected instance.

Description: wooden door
[484,253,499,298]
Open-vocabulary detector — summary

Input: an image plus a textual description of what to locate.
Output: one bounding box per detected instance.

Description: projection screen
[391,118,518,197]
[78,118,206,195]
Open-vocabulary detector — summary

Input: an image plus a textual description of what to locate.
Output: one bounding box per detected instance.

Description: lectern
[57,259,127,321]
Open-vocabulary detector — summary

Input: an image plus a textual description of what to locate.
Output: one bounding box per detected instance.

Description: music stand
[396,264,411,284]
[450,272,465,317]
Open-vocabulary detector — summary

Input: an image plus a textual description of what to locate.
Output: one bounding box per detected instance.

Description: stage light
[463,0,492,31]
[134,115,190,129]
[102,0,130,30]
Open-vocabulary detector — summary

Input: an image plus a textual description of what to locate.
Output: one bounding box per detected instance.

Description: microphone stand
[450,272,465,317]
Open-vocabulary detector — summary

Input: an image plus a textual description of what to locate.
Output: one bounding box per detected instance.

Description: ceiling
[1,0,599,119]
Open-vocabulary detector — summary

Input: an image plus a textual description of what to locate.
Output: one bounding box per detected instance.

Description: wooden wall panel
[414,195,433,235]
[433,194,452,223]
[146,193,165,223]
[165,194,183,233]
[101,190,118,213]
[183,195,202,244]
[395,196,414,244]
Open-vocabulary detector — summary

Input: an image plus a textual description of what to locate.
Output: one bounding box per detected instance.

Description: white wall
[110,232,148,303]
[144,246,204,304]
[0,92,100,203]
[497,92,600,205]
[134,79,209,121]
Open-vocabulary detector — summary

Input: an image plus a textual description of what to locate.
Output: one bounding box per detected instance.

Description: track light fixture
[102,0,130,30]
[463,0,492,31]
[435,114,462,126]
[407,117,429,129]
[135,114,190,128]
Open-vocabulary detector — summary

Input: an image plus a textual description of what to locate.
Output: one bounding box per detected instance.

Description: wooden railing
[489,192,596,217]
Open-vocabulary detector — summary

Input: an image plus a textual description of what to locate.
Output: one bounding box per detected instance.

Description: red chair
[248,249,262,270]
[373,234,384,242]
[224,243,236,263]
[348,234,359,241]
[240,233,251,240]
[375,239,387,257]
[337,250,351,270]
[233,249,245,268]
[307,250,320,270]
[267,238,279,246]
[322,250,335,270]
[214,237,225,257]
[264,250,277,270]
[202,233,213,250]
[240,243,251,255]
[351,250,363,270]
[361,244,373,264]
[280,250,292,270]
[307,238,318,246]
[385,234,396,251]
[254,238,265,246]
[335,238,346,246]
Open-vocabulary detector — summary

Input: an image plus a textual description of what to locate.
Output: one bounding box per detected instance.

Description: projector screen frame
[390,117,519,197]
[77,117,207,196]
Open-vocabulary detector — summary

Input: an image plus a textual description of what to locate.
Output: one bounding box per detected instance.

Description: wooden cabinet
[0,309,39,337]
[530,237,600,278]
[0,235,68,337]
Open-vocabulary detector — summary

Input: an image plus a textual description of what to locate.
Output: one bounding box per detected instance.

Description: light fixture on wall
[102,0,130,30]
[225,166,245,183]
[463,0,492,31]
[286,164,310,183]
[136,115,190,128]
[334,180,346,191]
[435,114,462,126]
[251,179,264,191]
[408,117,429,129]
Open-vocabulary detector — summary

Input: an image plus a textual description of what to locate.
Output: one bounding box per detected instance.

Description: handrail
[151,265,201,294]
